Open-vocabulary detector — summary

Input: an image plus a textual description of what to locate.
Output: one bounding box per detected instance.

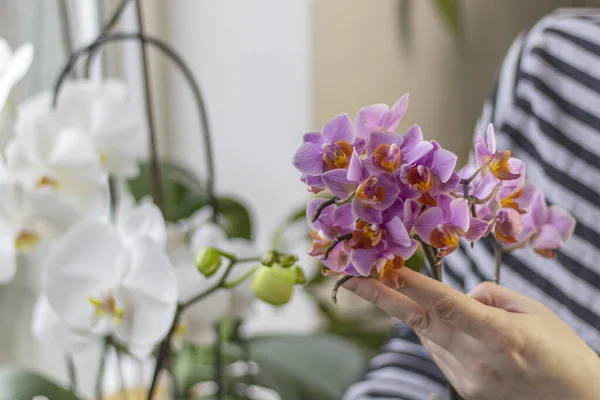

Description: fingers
[344,277,457,347]
[395,268,503,339]
[468,281,543,314]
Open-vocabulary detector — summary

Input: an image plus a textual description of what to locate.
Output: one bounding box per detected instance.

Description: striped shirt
[343,12,600,400]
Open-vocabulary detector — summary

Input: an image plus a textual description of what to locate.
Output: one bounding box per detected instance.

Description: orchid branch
[147,254,261,399]
[214,322,224,400]
[65,354,77,394]
[491,235,504,284]
[312,197,338,222]
[332,275,354,304]
[52,32,219,222]
[96,338,109,400]
[323,233,352,260]
[134,0,165,213]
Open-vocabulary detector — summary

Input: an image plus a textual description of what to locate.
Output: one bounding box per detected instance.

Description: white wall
[148,0,313,250]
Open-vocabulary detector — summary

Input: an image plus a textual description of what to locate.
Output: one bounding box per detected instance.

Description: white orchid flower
[0,39,33,108]
[169,217,257,345]
[43,222,177,354]
[18,79,147,177]
[0,39,33,152]
[6,111,109,223]
[116,197,167,247]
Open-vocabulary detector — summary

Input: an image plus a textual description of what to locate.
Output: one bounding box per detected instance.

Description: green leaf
[405,246,425,272]
[0,367,78,400]
[173,342,245,393]
[433,0,461,36]
[127,161,207,221]
[248,334,366,400]
[216,197,253,240]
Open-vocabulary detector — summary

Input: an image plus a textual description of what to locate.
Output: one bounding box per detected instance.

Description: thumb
[468,281,543,314]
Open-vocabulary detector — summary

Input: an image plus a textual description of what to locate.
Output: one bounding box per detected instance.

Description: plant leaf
[216,197,253,240]
[433,0,461,36]
[248,334,366,400]
[127,161,207,221]
[0,367,78,400]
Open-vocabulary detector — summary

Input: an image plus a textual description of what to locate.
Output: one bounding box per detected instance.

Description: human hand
[344,269,600,400]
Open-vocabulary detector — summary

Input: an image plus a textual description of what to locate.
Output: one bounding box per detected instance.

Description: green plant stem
[491,236,504,284]
[214,322,224,400]
[96,338,109,400]
[114,348,128,400]
[147,255,260,399]
[65,354,77,394]
[332,275,354,304]
[311,197,338,222]
[57,0,77,78]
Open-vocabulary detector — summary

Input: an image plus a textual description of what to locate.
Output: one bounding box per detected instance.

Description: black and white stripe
[343,12,600,400]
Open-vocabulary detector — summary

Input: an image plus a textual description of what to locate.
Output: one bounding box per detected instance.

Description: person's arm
[345,269,600,400]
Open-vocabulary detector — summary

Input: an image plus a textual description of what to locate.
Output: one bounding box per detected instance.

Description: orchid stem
[422,243,442,281]
[312,197,338,222]
[214,322,224,400]
[96,338,109,400]
[323,233,352,260]
[57,0,77,79]
[114,348,128,400]
[147,254,259,399]
[135,0,165,214]
[65,354,77,395]
[332,275,354,304]
[491,236,504,284]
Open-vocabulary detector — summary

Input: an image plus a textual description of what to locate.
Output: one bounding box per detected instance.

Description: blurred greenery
[128,161,253,240]
[174,334,366,400]
[0,367,78,400]
[434,0,461,36]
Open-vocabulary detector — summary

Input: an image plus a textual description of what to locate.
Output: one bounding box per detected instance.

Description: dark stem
[96,338,109,400]
[214,322,224,400]
[323,233,352,260]
[332,275,354,304]
[114,348,128,399]
[135,0,165,213]
[422,243,442,281]
[491,236,504,284]
[52,33,218,220]
[57,0,77,78]
[84,0,133,78]
[65,354,77,394]
[312,197,338,222]
[147,258,244,399]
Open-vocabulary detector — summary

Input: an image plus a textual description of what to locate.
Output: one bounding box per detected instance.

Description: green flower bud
[195,247,222,277]
[283,265,306,284]
[260,250,277,266]
[251,265,294,306]
[280,254,299,268]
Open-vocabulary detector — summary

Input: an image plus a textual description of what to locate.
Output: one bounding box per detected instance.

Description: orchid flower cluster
[293,94,576,290]
[0,37,306,399]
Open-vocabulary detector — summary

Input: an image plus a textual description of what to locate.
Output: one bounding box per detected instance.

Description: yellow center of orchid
[406,166,433,192]
[356,177,386,207]
[36,175,60,189]
[372,143,402,173]
[376,255,405,289]
[500,188,526,213]
[488,150,519,181]
[323,140,353,170]
[99,151,107,167]
[14,230,41,251]
[89,294,123,325]
[351,220,382,249]
[429,224,461,250]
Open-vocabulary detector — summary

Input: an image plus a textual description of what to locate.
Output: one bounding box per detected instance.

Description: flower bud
[251,265,293,306]
[494,208,524,244]
[195,247,222,277]
[287,265,306,284]
[281,254,299,268]
[260,250,277,266]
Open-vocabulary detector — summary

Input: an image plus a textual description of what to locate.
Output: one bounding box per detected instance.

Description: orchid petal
[529,190,548,229]
[384,94,409,129]
[400,125,424,152]
[414,207,443,244]
[347,150,365,182]
[303,132,325,146]
[403,141,433,165]
[365,131,403,156]
[0,217,15,283]
[351,200,382,224]
[388,239,418,260]
[385,217,411,247]
[475,132,492,168]
[355,103,389,138]
[464,217,490,242]
[292,142,324,176]
[322,113,353,144]
[548,206,576,243]
[334,203,356,232]
[322,169,357,200]
[450,198,470,233]
[117,201,166,247]
[532,224,563,250]
[350,248,377,276]
[486,123,496,153]
[431,148,458,183]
